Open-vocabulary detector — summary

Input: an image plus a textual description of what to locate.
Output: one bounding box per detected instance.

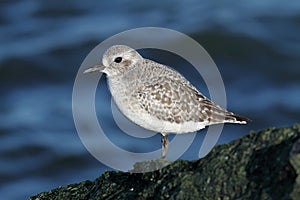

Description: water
[1,0,300,199]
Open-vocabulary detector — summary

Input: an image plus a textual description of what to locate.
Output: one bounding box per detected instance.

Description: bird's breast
[107,77,141,116]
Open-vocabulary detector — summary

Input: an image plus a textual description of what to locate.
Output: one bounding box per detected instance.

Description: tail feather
[226,113,251,124]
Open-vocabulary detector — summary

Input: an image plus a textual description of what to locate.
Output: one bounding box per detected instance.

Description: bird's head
[84,45,142,77]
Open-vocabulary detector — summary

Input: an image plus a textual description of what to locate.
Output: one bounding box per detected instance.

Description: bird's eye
[114,57,122,63]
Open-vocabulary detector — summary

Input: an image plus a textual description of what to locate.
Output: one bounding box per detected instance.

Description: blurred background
[0,0,299,199]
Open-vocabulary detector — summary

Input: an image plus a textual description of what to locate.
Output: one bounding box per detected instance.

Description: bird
[84,45,250,159]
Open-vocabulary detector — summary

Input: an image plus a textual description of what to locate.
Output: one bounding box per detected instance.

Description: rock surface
[30,124,300,200]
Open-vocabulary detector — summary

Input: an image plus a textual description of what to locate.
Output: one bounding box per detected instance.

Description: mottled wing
[134,74,249,126]
[134,76,224,125]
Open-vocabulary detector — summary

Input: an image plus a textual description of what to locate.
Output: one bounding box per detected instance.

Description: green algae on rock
[30,124,300,200]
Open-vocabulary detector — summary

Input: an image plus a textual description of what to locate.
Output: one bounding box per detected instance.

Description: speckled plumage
[84,45,250,158]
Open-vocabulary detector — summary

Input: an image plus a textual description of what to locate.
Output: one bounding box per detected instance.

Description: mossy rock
[30,124,300,200]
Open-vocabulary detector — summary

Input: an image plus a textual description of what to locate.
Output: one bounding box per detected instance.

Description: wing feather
[133,61,249,125]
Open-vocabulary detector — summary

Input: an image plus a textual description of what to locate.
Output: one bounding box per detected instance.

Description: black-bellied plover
[84,45,250,158]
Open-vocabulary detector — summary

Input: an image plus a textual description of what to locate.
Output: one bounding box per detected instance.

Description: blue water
[1,0,300,199]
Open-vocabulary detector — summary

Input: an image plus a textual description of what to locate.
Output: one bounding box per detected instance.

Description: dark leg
[161,134,170,159]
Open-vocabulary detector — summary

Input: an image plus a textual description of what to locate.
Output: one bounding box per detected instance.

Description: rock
[130,159,173,173]
[29,124,300,200]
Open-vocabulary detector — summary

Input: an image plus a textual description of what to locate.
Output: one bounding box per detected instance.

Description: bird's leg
[161,134,170,159]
